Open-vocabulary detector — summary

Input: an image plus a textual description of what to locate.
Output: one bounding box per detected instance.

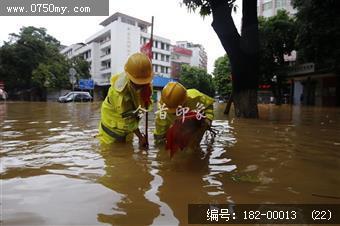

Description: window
[155,53,158,60]
[101,60,111,69]
[166,55,170,62]
[161,42,165,50]
[263,1,272,10]
[161,66,164,73]
[275,0,286,8]
[161,54,164,61]
[166,44,170,51]
[155,41,158,48]
[84,50,91,59]
[155,65,158,72]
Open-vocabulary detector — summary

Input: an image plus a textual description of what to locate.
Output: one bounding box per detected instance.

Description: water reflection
[97,143,159,225]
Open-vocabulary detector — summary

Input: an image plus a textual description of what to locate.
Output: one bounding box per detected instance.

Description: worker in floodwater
[97,53,153,147]
[153,82,214,156]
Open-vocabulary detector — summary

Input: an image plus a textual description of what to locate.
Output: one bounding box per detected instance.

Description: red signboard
[259,84,271,89]
[173,46,192,56]
[0,80,4,90]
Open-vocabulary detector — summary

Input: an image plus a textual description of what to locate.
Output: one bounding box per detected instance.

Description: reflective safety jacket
[98,73,150,144]
[153,89,214,140]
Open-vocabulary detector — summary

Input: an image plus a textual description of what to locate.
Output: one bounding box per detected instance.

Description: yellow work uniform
[98,72,150,144]
[154,89,214,140]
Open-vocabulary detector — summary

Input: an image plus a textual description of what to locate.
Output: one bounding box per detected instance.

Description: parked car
[58,91,93,103]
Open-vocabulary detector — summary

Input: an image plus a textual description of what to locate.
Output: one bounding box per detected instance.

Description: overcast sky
[0,0,242,73]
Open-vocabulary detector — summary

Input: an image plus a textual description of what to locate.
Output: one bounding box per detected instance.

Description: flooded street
[1,102,340,225]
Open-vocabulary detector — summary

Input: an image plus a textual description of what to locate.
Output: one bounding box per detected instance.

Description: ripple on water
[4,120,18,123]
[48,127,65,132]
[209,164,237,173]
[1,131,24,138]
[2,140,28,148]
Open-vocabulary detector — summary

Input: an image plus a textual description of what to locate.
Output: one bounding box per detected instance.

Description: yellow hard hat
[161,82,187,113]
[125,53,153,85]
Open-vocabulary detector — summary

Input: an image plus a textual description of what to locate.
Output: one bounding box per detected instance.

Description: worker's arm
[198,94,214,121]
[153,112,172,143]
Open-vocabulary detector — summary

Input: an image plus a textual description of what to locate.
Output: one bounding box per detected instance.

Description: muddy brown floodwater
[1,102,340,225]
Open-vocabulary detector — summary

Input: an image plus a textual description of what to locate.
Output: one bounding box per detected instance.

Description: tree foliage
[0,26,61,92]
[32,55,70,89]
[182,0,237,16]
[0,26,91,99]
[179,65,215,97]
[292,0,340,72]
[70,57,91,79]
[213,55,232,97]
[258,10,297,81]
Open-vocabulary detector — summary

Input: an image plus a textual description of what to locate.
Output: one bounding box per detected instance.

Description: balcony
[100,53,111,61]
[100,40,111,48]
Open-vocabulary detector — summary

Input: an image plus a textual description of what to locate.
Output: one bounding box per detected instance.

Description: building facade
[288,63,340,107]
[61,12,172,99]
[170,46,192,79]
[257,0,297,18]
[61,12,209,100]
[175,41,208,70]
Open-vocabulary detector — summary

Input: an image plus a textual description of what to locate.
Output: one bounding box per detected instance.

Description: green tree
[182,0,259,118]
[0,26,90,100]
[0,26,60,91]
[32,54,70,89]
[292,0,340,72]
[213,55,232,98]
[179,65,215,97]
[70,57,91,79]
[258,10,297,104]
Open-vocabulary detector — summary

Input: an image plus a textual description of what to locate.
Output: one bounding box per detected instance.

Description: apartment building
[61,12,172,99]
[175,41,208,70]
[170,46,192,79]
[61,12,211,100]
[257,0,297,18]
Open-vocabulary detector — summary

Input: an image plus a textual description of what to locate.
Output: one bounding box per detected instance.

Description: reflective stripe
[101,123,126,142]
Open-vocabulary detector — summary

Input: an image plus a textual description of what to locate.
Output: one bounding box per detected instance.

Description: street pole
[145,16,154,147]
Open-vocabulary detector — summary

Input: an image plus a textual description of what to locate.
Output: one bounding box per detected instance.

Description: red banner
[140,40,152,60]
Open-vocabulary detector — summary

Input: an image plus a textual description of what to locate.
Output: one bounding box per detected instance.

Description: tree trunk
[233,89,258,117]
[224,93,233,115]
[210,0,259,118]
